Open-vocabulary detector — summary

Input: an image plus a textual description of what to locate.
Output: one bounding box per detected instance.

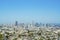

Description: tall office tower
[35,22,40,27]
[15,21,18,26]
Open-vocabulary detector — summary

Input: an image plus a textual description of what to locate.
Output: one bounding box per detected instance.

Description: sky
[0,0,60,24]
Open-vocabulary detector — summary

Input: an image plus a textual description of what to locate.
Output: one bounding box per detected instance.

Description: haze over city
[0,0,60,40]
[0,0,60,24]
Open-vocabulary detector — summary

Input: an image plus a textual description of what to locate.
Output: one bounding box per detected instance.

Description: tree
[13,38,17,40]
[0,33,3,40]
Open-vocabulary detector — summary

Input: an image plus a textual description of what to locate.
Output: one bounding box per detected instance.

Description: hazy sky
[0,0,60,24]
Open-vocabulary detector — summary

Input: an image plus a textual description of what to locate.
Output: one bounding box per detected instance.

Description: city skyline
[0,0,60,24]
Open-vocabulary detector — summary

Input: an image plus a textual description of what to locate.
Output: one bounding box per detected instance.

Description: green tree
[0,33,3,40]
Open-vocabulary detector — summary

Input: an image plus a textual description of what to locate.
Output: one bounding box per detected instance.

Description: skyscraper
[15,21,18,26]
